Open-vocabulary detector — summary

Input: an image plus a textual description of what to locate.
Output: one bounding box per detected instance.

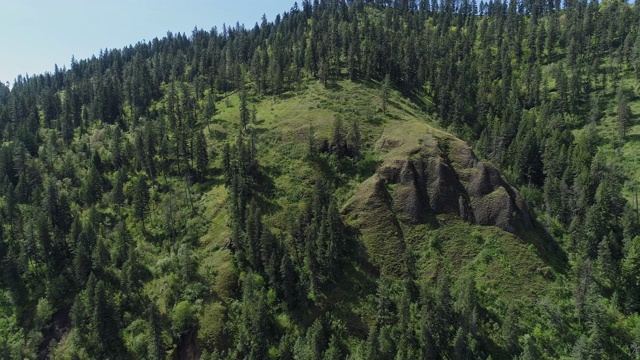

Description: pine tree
[41,88,62,128]
[71,292,88,341]
[112,221,131,268]
[596,236,616,289]
[131,173,150,231]
[148,303,164,360]
[73,228,93,284]
[617,87,631,142]
[204,91,217,129]
[623,236,640,313]
[112,169,126,208]
[280,254,299,310]
[330,116,345,156]
[91,237,110,274]
[520,334,540,360]
[2,249,28,322]
[92,280,120,356]
[381,73,391,113]
[239,88,250,130]
[633,30,640,81]
[502,305,520,355]
[84,164,104,206]
[41,176,59,229]
[323,335,343,360]
[194,130,209,182]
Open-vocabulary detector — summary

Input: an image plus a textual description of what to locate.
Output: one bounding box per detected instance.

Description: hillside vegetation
[1,0,640,359]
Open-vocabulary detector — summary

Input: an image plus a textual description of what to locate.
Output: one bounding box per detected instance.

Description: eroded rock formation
[343,130,532,273]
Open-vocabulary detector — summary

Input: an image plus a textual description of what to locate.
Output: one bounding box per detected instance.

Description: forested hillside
[1,0,640,358]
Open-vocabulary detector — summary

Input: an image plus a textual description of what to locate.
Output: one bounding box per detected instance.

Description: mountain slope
[1,1,640,359]
[186,79,565,358]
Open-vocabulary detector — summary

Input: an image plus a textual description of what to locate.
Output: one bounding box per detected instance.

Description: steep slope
[343,121,533,274]
[190,79,565,353]
[4,0,639,357]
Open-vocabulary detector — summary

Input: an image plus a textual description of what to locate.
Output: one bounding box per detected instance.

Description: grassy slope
[583,69,640,199]
[179,78,566,352]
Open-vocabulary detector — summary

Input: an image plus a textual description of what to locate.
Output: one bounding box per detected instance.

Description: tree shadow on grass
[521,219,569,275]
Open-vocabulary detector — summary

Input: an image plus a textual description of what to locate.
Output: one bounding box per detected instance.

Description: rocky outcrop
[343,126,532,274]
[374,135,531,233]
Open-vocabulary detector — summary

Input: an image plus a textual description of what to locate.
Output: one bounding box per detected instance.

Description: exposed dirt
[176,331,201,360]
[38,306,71,360]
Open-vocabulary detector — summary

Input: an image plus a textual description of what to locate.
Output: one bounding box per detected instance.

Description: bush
[34,298,54,331]
[196,302,227,352]
[171,301,196,336]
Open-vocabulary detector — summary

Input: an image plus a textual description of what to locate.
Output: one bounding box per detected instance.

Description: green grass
[417,218,552,300]
[589,70,640,200]
[186,77,569,355]
[206,79,436,224]
[405,217,561,354]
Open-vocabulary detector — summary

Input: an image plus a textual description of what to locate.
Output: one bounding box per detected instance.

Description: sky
[0,0,295,84]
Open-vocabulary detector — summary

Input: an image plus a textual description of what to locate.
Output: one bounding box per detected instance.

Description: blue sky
[0,0,295,84]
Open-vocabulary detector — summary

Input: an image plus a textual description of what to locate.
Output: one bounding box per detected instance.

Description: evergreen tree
[617,87,632,142]
[73,227,94,284]
[148,303,164,360]
[194,130,209,182]
[381,73,391,113]
[131,173,150,231]
[83,164,104,206]
[92,280,120,356]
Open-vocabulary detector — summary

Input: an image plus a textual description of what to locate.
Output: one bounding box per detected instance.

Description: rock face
[343,129,532,273]
[377,134,531,232]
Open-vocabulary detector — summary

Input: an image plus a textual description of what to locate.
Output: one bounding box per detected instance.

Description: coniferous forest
[1,0,640,358]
